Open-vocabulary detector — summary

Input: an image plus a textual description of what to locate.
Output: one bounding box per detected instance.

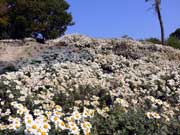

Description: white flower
[68,122,80,135]
[57,119,66,130]
[50,115,60,124]
[9,94,14,99]
[41,122,51,132]
[114,98,129,107]
[55,105,62,112]
[34,109,44,116]
[146,112,161,119]
[155,99,163,105]
[1,101,5,105]
[24,114,33,126]
[72,110,81,120]
[9,117,21,130]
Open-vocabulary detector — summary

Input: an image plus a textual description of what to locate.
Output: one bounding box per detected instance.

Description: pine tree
[0,0,74,39]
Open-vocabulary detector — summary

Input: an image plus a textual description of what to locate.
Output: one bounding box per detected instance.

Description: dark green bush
[170,28,180,40]
[167,36,180,49]
[91,107,180,135]
[0,0,74,39]
[145,38,162,44]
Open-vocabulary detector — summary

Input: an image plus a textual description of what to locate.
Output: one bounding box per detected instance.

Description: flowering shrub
[0,34,180,134]
[0,62,179,135]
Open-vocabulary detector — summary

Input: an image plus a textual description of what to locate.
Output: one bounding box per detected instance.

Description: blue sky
[66,0,180,39]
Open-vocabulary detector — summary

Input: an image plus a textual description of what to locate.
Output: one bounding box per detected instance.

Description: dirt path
[0,40,49,62]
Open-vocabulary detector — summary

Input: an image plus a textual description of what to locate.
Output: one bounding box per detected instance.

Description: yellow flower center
[66,124,70,128]
[44,124,49,129]
[38,128,41,132]
[72,127,76,131]
[15,125,20,129]
[83,124,87,128]
[27,119,32,123]
[60,122,65,126]
[32,125,37,129]
[85,133,90,135]
[41,131,46,135]
[75,114,80,118]
[54,116,59,121]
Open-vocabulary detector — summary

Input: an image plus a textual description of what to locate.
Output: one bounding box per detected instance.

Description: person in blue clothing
[32,32,45,44]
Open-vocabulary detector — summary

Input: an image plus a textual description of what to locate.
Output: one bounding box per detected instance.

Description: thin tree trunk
[156,3,165,45]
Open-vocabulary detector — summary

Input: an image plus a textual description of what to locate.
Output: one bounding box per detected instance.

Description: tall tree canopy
[0,0,73,39]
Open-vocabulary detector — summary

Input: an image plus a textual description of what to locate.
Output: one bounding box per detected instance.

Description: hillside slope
[0,34,179,134]
[0,34,180,105]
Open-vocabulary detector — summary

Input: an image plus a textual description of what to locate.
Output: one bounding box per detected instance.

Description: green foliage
[91,107,180,135]
[167,36,180,49]
[170,28,180,40]
[0,0,73,39]
[145,37,162,44]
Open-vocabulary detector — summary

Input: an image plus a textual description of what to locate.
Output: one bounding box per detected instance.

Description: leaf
[126,126,135,131]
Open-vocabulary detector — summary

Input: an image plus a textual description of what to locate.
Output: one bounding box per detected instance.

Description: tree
[169,28,180,40]
[0,0,74,39]
[146,0,165,45]
[167,28,180,49]
[0,0,9,38]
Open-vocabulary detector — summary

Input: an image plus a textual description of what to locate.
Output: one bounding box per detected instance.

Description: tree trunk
[156,3,165,45]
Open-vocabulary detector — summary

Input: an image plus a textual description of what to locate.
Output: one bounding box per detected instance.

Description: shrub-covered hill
[0,34,179,135]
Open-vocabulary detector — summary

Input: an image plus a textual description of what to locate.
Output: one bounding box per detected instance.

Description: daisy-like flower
[155,99,163,105]
[41,122,51,132]
[50,115,60,124]
[68,122,80,135]
[163,102,170,108]
[45,111,52,119]
[26,121,41,135]
[0,124,7,130]
[57,119,66,130]
[9,118,21,131]
[84,100,90,106]
[83,108,89,118]
[34,109,44,116]
[75,100,82,105]
[24,114,33,126]
[11,101,18,107]
[8,94,14,99]
[146,112,161,119]
[146,96,155,102]
[55,105,62,112]
[103,107,110,112]
[72,110,81,120]
[91,100,99,107]
[91,95,99,101]
[146,112,154,119]
[68,121,77,128]
[114,98,129,108]
[65,116,75,122]
[88,109,95,118]
[53,110,64,117]
[37,130,48,135]
[81,121,92,133]
[4,109,11,115]
[153,112,161,119]
[16,103,24,110]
